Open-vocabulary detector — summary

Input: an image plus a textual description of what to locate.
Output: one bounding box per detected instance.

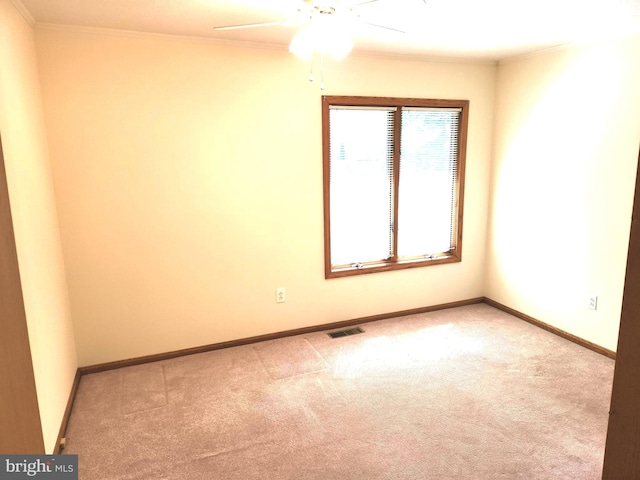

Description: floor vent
[327,327,364,339]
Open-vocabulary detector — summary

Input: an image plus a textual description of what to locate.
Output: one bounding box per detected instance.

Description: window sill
[326,254,461,279]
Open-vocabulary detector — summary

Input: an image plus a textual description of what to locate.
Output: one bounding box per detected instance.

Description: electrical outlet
[276,287,286,303]
[588,294,598,310]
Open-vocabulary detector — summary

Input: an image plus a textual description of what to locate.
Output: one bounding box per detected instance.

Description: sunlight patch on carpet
[332,323,485,378]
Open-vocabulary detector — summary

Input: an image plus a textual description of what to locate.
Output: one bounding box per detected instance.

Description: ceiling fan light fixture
[318,29,353,60]
[289,14,353,61]
[289,27,315,61]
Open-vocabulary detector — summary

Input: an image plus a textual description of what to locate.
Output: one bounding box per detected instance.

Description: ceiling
[17,0,640,61]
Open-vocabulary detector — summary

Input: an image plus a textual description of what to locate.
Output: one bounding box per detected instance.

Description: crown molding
[10,0,35,26]
[353,48,498,66]
[497,43,575,65]
[34,22,293,51]
[498,30,640,65]
[34,22,498,66]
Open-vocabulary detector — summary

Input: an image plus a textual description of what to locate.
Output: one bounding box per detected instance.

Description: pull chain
[304,53,326,90]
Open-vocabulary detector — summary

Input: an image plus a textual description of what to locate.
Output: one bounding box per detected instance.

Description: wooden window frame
[322,95,469,279]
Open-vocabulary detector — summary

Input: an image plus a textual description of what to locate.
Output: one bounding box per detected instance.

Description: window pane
[397,109,459,257]
[329,108,394,266]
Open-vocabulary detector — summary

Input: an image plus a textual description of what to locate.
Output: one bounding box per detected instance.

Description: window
[322,96,469,278]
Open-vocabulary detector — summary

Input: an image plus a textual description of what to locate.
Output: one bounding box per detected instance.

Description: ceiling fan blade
[213,20,291,31]
[361,21,405,34]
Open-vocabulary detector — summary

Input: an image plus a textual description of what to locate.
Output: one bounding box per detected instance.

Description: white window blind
[397,108,461,258]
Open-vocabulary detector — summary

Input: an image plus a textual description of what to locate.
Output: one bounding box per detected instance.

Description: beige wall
[34,27,495,366]
[485,35,640,351]
[0,0,78,454]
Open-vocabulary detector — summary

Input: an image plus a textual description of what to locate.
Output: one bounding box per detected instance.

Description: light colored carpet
[64,304,614,479]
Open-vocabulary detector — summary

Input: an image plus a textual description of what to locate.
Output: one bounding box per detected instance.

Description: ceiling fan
[212,0,418,88]
[212,0,406,36]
